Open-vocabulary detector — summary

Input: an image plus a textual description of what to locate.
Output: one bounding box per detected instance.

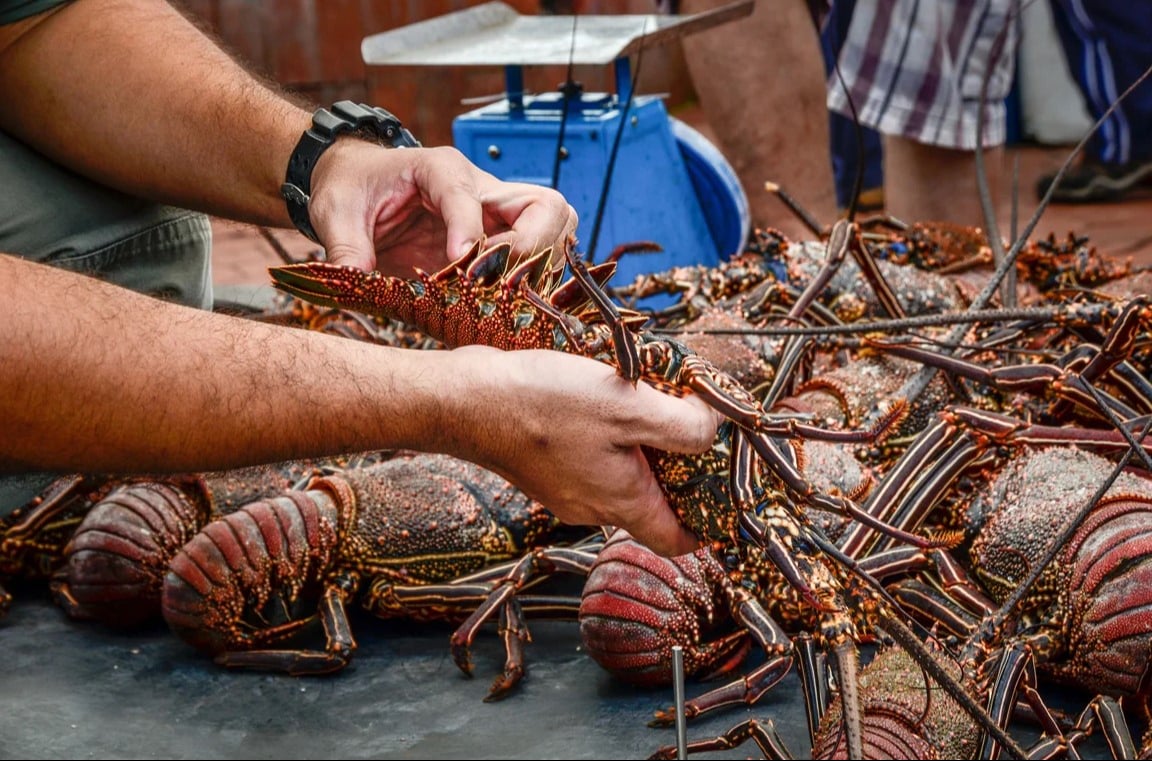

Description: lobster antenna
[586,18,649,264]
[754,13,867,407]
[550,13,580,191]
[971,3,1019,310]
[967,60,1152,313]
[1004,151,1020,311]
[879,61,1152,416]
[650,303,1065,336]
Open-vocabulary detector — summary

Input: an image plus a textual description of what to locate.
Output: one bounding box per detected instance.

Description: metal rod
[672,645,687,760]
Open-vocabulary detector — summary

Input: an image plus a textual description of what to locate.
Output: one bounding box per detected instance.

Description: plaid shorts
[826,0,1020,150]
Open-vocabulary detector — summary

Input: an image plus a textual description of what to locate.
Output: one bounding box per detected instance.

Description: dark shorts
[0,128,213,308]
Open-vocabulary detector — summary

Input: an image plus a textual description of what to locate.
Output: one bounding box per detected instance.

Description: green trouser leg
[0,128,214,514]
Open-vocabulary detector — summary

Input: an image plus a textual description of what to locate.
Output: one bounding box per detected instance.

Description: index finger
[481,182,578,259]
[624,384,725,455]
[435,182,487,261]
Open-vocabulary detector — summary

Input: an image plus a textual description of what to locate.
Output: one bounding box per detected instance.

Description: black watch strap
[281,101,420,243]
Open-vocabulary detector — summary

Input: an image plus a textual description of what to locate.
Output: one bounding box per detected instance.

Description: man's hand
[307,140,579,276]
[429,347,724,558]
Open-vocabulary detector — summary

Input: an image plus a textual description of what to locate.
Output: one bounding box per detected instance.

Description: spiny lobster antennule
[871,398,911,445]
[268,260,376,311]
[927,528,966,550]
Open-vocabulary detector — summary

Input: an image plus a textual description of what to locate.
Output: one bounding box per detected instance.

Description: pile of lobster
[5,209,1152,759]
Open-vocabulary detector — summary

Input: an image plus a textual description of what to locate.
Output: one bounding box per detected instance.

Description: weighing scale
[361,1,753,291]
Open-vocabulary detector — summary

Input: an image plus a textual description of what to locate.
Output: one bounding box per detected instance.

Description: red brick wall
[179,0,695,147]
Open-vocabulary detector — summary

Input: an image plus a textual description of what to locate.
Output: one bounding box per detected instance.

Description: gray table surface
[0,582,1116,760]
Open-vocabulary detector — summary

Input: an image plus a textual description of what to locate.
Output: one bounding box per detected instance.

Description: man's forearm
[0,0,305,226]
[0,255,451,474]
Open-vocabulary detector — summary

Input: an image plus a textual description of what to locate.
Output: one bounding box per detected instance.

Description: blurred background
[179,0,692,150]
[195,0,1152,288]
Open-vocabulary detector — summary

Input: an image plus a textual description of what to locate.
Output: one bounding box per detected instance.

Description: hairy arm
[0,0,302,225]
[1,255,440,472]
[1,256,717,555]
[0,0,578,271]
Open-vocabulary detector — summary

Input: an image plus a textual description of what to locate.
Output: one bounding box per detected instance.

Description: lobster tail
[53,479,210,628]
[162,489,341,655]
[811,645,976,760]
[578,530,745,687]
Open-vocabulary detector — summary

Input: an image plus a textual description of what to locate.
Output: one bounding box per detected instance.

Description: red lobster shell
[578,529,749,687]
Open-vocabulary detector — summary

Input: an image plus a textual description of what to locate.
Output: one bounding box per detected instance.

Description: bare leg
[680,0,837,239]
[883,136,1003,228]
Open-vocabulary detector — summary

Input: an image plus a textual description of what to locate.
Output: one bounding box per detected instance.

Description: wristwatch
[281,101,421,243]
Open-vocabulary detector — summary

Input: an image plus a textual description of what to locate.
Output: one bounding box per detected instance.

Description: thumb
[310,196,377,272]
[618,474,701,558]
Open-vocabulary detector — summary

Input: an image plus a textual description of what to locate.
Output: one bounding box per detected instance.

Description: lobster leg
[446,545,599,693]
[647,718,797,761]
[866,298,1152,424]
[648,585,795,728]
[214,581,357,676]
[783,220,907,328]
[359,539,599,700]
[485,600,530,702]
[779,220,853,325]
[1067,696,1138,760]
[841,405,1152,561]
[978,643,1064,760]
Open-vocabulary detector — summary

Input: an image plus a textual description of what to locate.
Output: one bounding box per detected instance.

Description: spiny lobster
[160,452,575,678]
[887,445,1152,754]
[640,411,1152,760]
[0,475,136,616]
[268,237,1029,759]
[49,456,375,628]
